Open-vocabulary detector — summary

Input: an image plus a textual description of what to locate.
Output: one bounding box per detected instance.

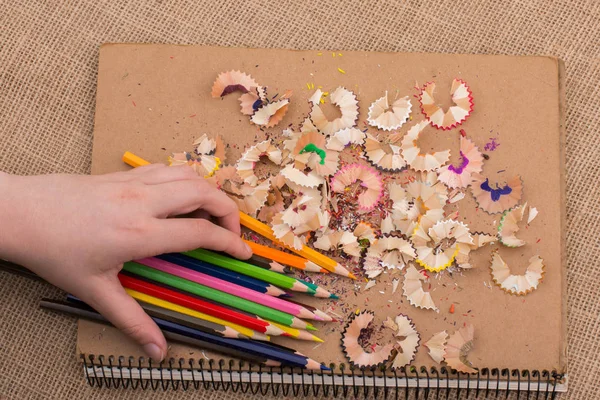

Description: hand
[0,165,251,361]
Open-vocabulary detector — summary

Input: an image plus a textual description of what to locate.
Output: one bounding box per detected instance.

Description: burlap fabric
[0,1,598,399]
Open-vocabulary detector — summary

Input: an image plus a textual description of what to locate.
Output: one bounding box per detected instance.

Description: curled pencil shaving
[280,187,322,228]
[498,203,528,247]
[293,131,340,177]
[257,186,285,223]
[362,236,415,279]
[470,173,523,214]
[309,87,359,135]
[211,70,260,98]
[412,220,473,273]
[445,324,477,373]
[236,140,283,186]
[367,92,412,131]
[238,86,267,115]
[527,206,539,224]
[313,229,361,257]
[401,120,451,172]
[364,131,407,172]
[389,179,447,235]
[330,164,384,211]
[490,250,545,296]
[280,164,324,188]
[326,127,366,151]
[403,265,438,311]
[468,232,497,250]
[390,314,420,369]
[424,331,448,364]
[419,79,474,130]
[251,98,290,128]
[270,212,307,250]
[341,311,394,368]
[437,136,483,189]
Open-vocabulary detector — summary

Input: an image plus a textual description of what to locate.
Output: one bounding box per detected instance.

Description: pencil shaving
[437,137,483,189]
[490,250,545,296]
[341,311,394,368]
[364,131,407,172]
[403,265,437,311]
[401,120,451,172]
[424,331,448,364]
[330,164,384,211]
[419,79,474,130]
[390,314,420,369]
[367,92,412,131]
[445,324,477,373]
[498,203,527,247]
[309,87,359,135]
[326,127,366,151]
[470,173,523,214]
[211,70,260,98]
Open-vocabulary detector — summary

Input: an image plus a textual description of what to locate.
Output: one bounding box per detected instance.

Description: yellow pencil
[266,321,323,343]
[122,151,356,280]
[125,288,270,342]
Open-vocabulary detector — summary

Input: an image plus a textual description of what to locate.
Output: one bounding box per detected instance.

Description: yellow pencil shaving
[306,83,311,89]
[322,92,329,97]
[123,151,150,168]
[317,52,322,56]
[338,53,343,56]
[338,68,346,74]
[332,52,336,57]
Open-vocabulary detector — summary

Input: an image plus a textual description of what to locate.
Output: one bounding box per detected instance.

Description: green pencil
[183,249,335,298]
[122,262,315,330]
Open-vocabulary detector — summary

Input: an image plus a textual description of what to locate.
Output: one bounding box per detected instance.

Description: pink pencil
[135,257,324,321]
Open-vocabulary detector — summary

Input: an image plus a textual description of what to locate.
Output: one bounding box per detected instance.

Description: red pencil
[118,274,285,337]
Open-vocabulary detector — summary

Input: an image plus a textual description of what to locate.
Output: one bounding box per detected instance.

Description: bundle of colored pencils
[34,152,357,371]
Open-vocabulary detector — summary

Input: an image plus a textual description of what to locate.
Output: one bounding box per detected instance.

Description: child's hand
[0,164,252,361]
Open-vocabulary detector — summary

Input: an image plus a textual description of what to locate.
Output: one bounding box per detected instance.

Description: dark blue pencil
[157,253,291,298]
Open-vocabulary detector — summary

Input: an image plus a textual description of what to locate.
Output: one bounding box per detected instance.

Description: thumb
[80,274,167,361]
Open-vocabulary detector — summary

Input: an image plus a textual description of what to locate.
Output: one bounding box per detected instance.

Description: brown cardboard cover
[83,44,566,373]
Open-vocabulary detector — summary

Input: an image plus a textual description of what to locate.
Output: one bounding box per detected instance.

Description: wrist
[0,173,25,262]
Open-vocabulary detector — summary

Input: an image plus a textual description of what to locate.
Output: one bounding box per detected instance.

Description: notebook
[83,44,567,396]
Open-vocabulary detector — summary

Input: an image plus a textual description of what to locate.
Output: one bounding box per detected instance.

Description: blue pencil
[157,253,291,298]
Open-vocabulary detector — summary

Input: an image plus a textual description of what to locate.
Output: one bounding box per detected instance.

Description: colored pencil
[243,240,328,274]
[238,212,357,280]
[183,249,336,298]
[122,151,354,280]
[40,299,293,369]
[158,253,287,298]
[118,273,286,336]
[123,274,323,342]
[136,257,324,322]
[282,298,336,322]
[122,288,270,341]
[124,261,314,330]
[245,254,293,274]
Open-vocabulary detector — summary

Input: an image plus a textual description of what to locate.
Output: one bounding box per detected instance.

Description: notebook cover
[82,44,567,376]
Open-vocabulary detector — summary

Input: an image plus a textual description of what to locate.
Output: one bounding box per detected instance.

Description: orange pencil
[243,240,328,274]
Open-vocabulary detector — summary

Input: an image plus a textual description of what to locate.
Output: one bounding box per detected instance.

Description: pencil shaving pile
[166,71,548,370]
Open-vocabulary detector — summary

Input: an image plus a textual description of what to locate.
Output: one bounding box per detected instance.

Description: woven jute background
[0,1,598,399]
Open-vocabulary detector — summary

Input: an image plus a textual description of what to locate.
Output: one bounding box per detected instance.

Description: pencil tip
[313,336,324,343]
[306,324,318,331]
[348,272,357,280]
[280,293,293,298]
[329,293,339,300]
[320,364,331,371]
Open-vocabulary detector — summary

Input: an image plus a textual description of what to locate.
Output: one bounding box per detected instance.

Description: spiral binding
[81,354,565,398]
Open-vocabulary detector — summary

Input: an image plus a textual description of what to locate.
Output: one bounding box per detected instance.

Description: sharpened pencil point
[320,364,331,371]
[329,293,339,299]
[280,293,293,298]
[348,272,357,280]
[313,335,324,343]
[306,324,318,331]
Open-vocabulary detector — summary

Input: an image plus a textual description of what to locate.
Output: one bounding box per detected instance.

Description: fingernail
[244,243,252,256]
[143,343,164,361]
